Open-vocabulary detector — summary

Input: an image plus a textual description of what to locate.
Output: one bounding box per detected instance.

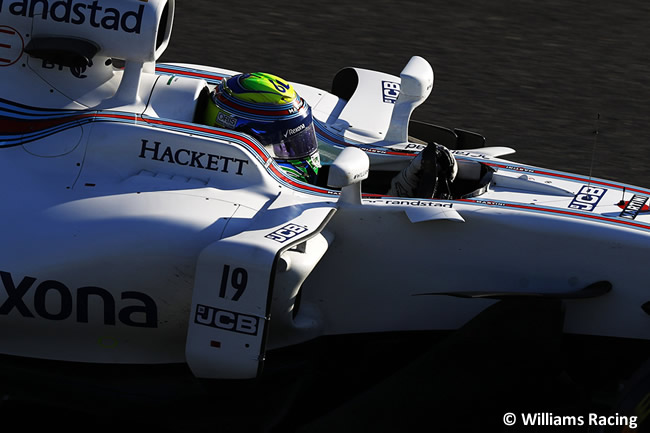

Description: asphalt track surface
[3,1,650,432]
[164,0,650,188]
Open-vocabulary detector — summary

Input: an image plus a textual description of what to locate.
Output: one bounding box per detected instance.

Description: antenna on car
[587,113,600,187]
[619,186,626,207]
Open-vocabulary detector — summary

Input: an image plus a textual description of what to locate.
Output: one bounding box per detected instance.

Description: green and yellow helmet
[202,72,320,183]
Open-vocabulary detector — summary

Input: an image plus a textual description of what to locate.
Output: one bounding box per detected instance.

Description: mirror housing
[327,147,369,205]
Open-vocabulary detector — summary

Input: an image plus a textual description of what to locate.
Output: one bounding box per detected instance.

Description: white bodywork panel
[1,0,649,380]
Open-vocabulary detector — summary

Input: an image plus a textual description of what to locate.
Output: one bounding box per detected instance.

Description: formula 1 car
[0,0,649,399]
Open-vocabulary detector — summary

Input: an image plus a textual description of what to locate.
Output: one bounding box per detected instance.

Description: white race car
[1,0,648,402]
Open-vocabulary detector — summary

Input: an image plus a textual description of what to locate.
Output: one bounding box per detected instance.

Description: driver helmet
[202,72,320,184]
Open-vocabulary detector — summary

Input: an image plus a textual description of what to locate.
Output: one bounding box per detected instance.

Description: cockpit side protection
[193,86,211,124]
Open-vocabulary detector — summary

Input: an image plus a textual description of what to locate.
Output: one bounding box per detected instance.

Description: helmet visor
[242,108,318,160]
[271,121,318,160]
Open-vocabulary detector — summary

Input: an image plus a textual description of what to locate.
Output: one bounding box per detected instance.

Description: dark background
[163,0,650,188]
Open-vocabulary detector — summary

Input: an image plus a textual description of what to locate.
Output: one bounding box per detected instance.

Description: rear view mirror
[327,147,369,188]
[327,147,369,205]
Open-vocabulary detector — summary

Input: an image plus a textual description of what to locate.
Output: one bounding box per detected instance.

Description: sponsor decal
[504,165,534,173]
[382,80,400,104]
[139,139,249,175]
[0,270,157,327]
[618,194,649,219]
[366,199,454,208]
[194,304,259,336]
[41,58,93,78]
[284,123,305,138]
[362,147,388,154]
[265,223,308,243]
[216,111,237,129]
[473,200,506,207]
[569,185,607,212]
[0,0,145,34]
[451,150,492,159]
[353,168,369,180]
[0,25,23,67]
[404,143,427,151]
[309,151,320,167]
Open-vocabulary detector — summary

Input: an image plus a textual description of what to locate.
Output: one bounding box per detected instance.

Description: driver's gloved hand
[386,143,457,199]
[433,144,458,199]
